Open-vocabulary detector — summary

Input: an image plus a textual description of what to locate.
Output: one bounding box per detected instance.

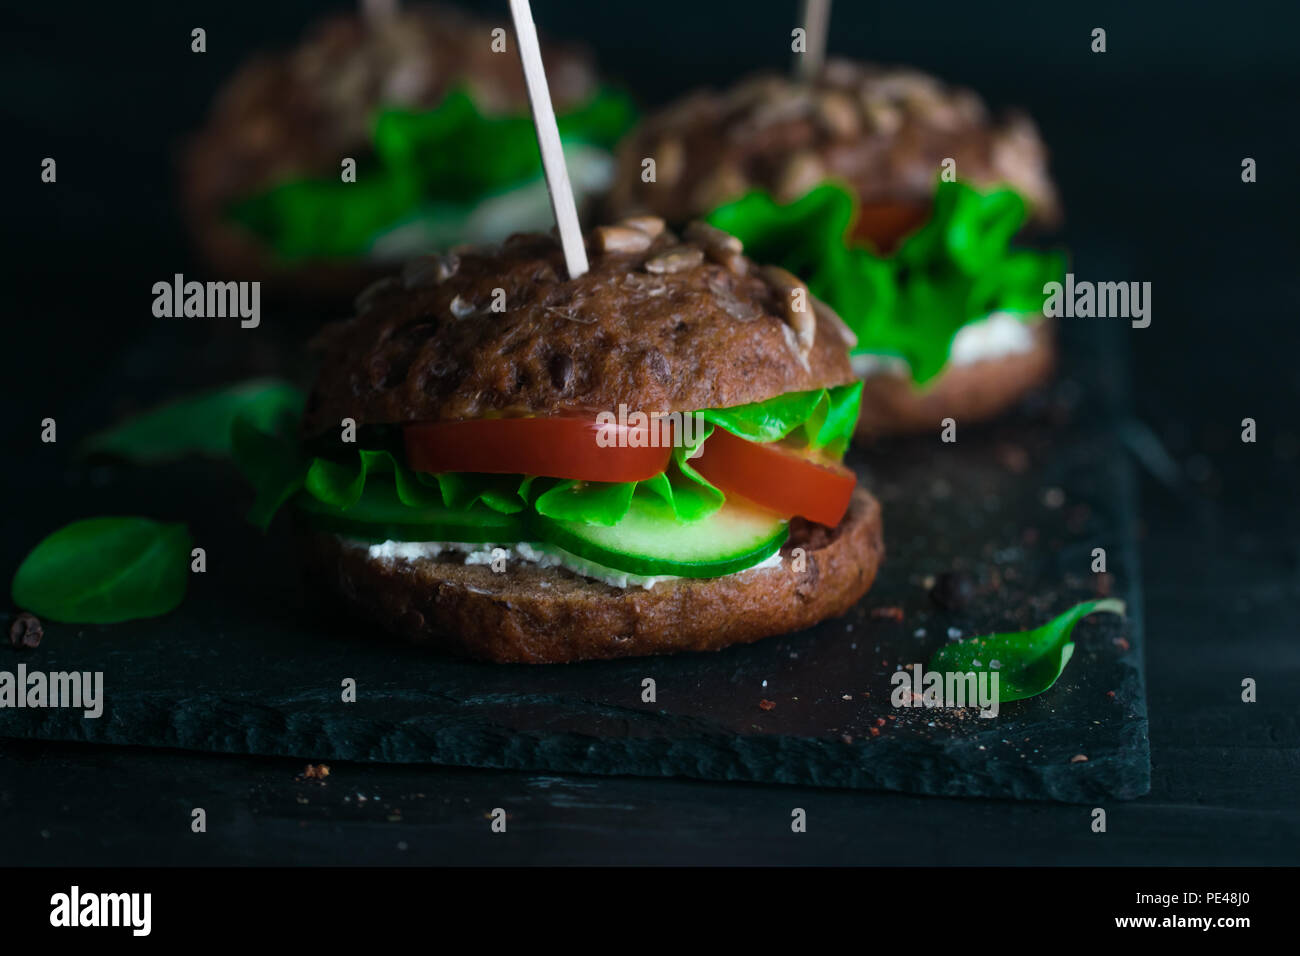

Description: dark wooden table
[4,414,1295,866]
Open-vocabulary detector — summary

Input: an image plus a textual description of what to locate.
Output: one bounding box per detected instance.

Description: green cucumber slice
[294,483,525,543]
[535,495,788,577]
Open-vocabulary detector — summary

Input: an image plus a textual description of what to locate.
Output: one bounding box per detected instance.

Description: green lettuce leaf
[532,479,636,525]
[666,422,726,522]
[702,390,823,444]
[373,86,633,198]
[928,599,1127,702]
[232,385,854,530]
[230,397,309,531]
[228,86,636,260]
[432,471,532,515]
[707,180,1065,385]
[701,382,862,458]
[531,421,727,527]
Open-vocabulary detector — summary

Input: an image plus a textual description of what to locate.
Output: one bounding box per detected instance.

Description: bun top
[186,3,596,210]
[607,59,1059,228]
[302,217,858,435]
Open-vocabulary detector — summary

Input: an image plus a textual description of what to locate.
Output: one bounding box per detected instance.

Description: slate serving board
[0,319,1149,802]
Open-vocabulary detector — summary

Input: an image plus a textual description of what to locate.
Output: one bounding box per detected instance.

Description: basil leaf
[81,379,302,464]
[928,599,1127,702]
[11,517,193,624]
[707,180,1065,386]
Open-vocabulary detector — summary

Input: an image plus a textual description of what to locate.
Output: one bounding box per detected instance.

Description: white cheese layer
[348,537,784,590]
[850,311,1038,379]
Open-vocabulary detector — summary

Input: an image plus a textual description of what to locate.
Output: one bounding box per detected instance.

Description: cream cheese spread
[851,311,1038,379]
[347,537,784,590]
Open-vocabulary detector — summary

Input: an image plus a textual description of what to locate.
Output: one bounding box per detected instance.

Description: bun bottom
[299,489,884,663]
[854,321,1055,439]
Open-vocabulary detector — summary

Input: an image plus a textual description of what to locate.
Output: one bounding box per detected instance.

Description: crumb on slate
[9,612,43,649]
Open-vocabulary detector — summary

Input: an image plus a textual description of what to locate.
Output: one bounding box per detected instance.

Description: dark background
[2,0,1297,864]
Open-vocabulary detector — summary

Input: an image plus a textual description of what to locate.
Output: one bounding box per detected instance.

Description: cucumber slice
[535,495,788,577]
[294,483,525,543]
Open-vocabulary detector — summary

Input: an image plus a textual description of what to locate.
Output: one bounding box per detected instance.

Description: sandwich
[235,217,883,663]
[182,3,634,302]
[606,60,1065,438]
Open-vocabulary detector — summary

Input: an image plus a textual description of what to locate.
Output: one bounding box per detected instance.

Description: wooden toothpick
[508,0,589,278]
[796,0,831,81]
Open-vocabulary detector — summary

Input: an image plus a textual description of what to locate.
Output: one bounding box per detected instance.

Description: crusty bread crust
[299,489,883,663]
[302,225,858,436]
[854,321,1055,439]
[181,3,597,295]
[607,60,1060,229]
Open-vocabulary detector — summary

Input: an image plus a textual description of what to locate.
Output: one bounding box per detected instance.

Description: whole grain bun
[854,321,1055,439]
[181,3,597,297]
[607,59,1059,232]
[300,489,883,663]
[302,218,858,436]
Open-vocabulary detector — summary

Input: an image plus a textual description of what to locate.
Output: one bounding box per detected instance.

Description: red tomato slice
[404,417,671,483]
[852,200,931,254]
[692,427,857,527]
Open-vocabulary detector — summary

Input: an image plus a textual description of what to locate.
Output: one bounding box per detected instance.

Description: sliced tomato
[692,427,856,527]
[852,200,930,253]
[404,417,671,483]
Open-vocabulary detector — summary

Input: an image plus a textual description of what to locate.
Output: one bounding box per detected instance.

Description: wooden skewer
[796,0,831,81]
[508,0,589,279]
